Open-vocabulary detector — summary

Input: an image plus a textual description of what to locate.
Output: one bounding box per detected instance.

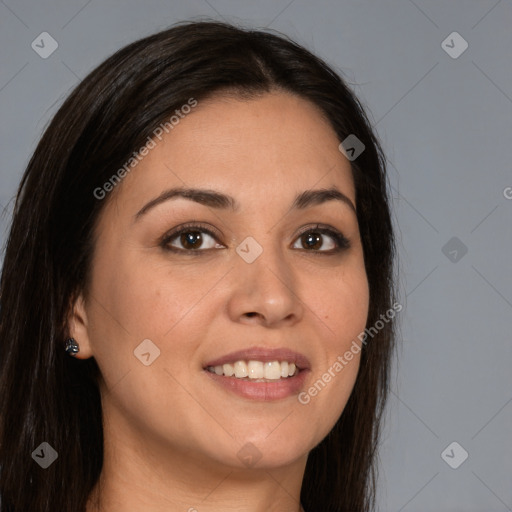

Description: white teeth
[207,360,300,379]
[222,363,235,377]
[248,361,264,379]
[233,361,248,378]
[264,361,281,380]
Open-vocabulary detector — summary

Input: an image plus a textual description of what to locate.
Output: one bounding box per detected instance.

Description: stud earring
[65,338,80,356]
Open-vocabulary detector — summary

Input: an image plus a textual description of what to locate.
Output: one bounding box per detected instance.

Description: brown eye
[300,232,325,250]
[179,231,204,250]
[292,226,350,253]
[161,224,224,253]
[166,230,219,251]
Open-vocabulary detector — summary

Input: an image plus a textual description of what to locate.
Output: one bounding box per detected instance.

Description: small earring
[65,338,80,356]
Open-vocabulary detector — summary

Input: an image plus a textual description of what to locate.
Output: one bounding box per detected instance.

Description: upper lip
[204,346,311,371]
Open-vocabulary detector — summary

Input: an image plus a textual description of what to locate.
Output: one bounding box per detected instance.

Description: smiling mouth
[206,359,300,381]
[203,362,308,401]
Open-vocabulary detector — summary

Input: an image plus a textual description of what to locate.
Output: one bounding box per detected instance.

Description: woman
[0,20,397,512]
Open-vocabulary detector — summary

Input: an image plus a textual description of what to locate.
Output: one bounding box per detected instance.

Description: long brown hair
[0,20,396,512]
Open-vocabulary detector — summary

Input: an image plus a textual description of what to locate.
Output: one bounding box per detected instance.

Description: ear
[67,293,94,359]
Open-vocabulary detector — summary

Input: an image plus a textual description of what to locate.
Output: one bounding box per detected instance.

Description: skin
[70,91,369,512]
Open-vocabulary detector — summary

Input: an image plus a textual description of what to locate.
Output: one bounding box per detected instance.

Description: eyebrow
[134,185,356,222]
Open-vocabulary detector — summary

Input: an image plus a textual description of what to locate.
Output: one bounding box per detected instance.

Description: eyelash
[160,222,351,255]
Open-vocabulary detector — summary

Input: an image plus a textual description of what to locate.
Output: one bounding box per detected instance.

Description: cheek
[90,256,198,339]
[298,263,368,426]
[311,262,370,348]
[86,252,227,382]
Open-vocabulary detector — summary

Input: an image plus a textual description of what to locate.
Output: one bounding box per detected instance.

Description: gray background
[1,1,511,510]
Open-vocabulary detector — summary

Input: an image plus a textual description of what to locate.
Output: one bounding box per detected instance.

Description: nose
[226,240,304,328]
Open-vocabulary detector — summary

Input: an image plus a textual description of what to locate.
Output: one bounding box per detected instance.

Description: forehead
[104,91,355,218]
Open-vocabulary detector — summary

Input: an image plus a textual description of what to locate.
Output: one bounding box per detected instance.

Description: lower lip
[203,369,310,401]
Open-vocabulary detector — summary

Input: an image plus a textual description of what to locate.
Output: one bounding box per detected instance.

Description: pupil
[181,231,202,249]
[304,232,321,250]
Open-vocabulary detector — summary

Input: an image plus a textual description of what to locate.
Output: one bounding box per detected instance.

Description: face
[71,91,369,471]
